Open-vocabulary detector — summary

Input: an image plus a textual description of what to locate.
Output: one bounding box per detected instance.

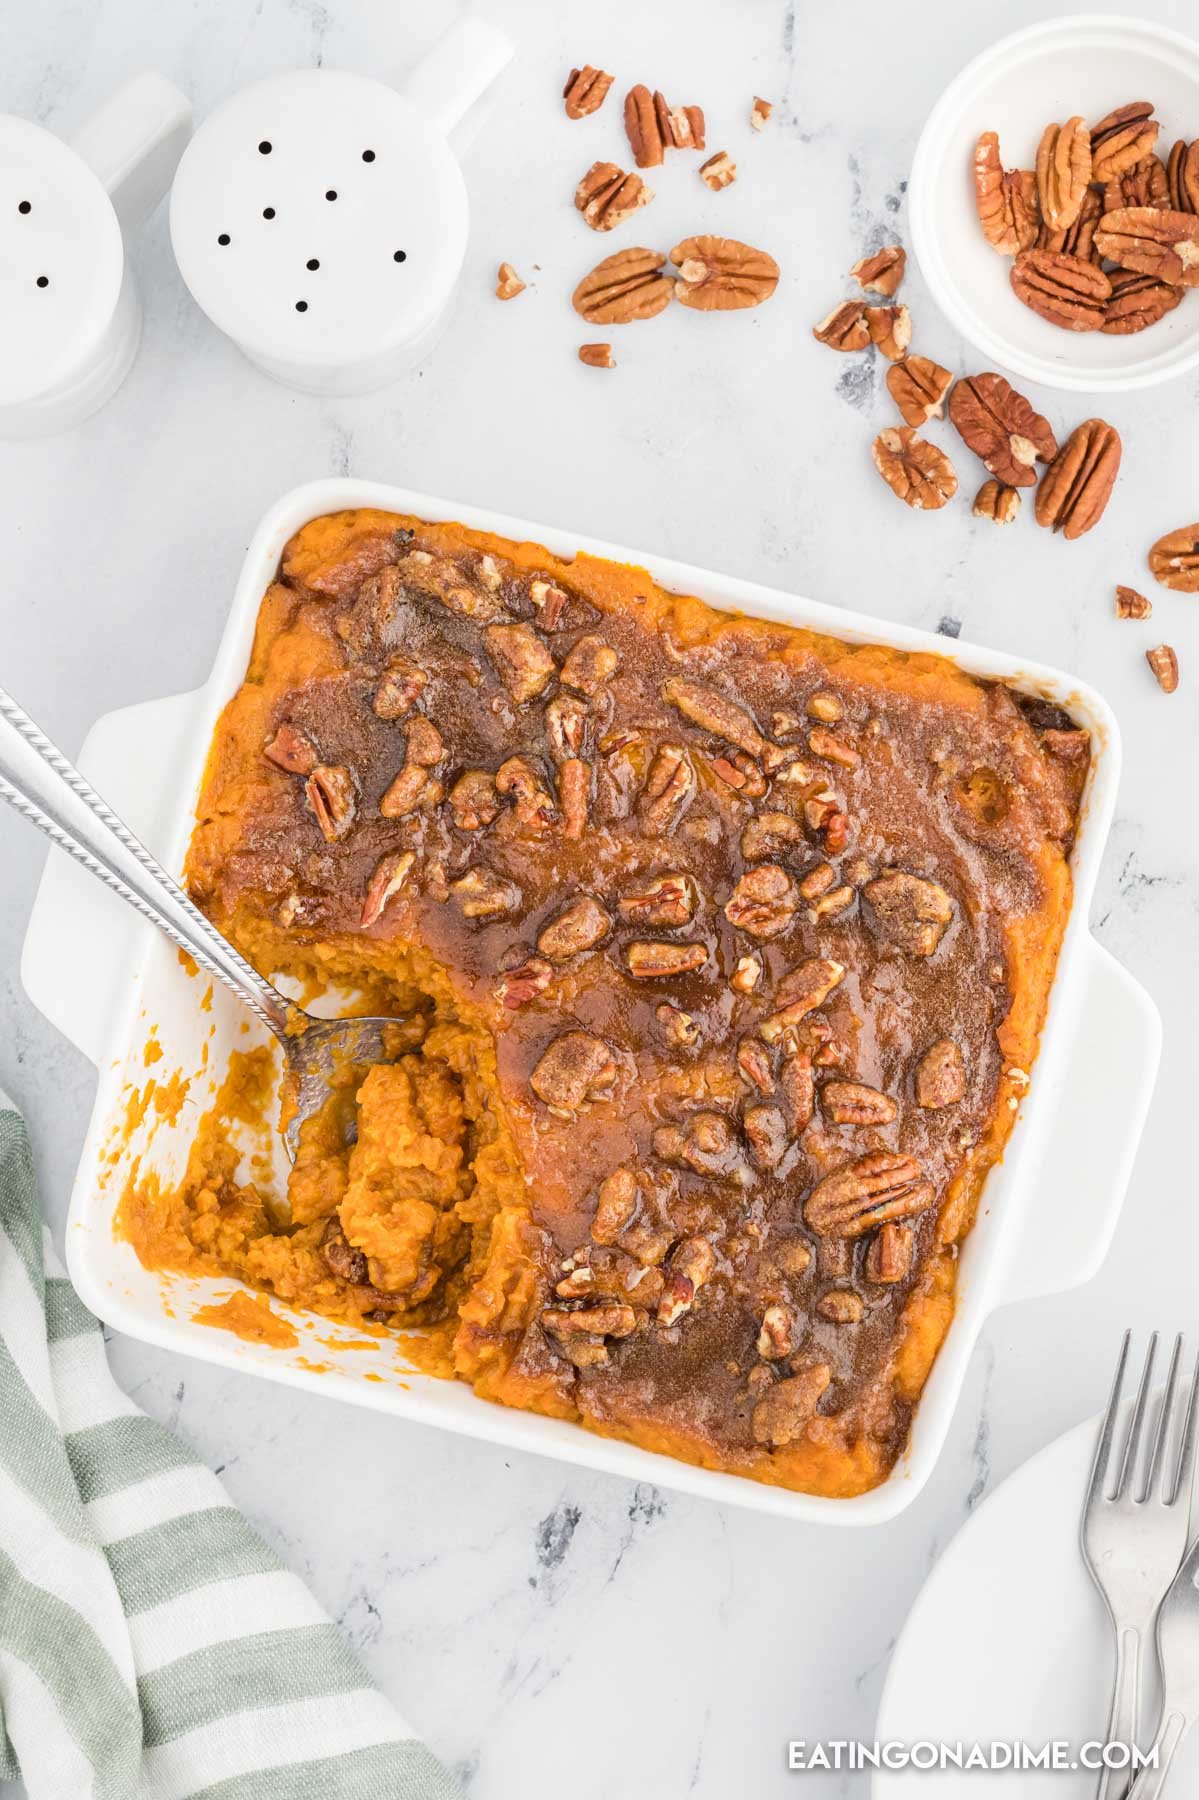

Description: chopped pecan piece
[1116,584,1152,619]
[672,235,780,311]
[822,1081,897,1126]
[531,1031,617,1115]
[558,758,589,839]
[379,764,429,818]
[887,354,952,426]
[592,1169,638,1244]
[653,1113,739,1177]
[397,550,506,623]
[863,869,953,956]
[1146,645,1180,694]
[799,862,835,901]
[623,84,665,167]
[865,303,911,362]
[579,341,616,368]
[1102,268,1183,334]
[575,160,654,233]
[657,1002,700,1047]
[1168,138,1199,213]
[730,952,763,994]
[809,885,854,921]
[807,726,859,769]
[1036,117,1092,230]
[711,751,767,796]
[1035,420,1121,540]
[750,96,773,133]
[759,958,845,1043]
[740,811,805,861]
[807,691,843,724]
[817,1289,865,1324]
[654,92,705,150]
[264,722,318,775]
[851,245,906,297]
[638,743,695,834]
[564,65,614,120]
[537,895,611,961]
[544,1302,636,1342]
[359,851,414,928]
[373,656,427,721]
[321,1216,369,1285]
[484,622,556,704]
[805,1151,935,1239]
[872,428,958,511]
[545,692,587,761]
[751,1364,831,1447]
[737,1036,775,1094]
[657,1236,715,1327]
[496,955,553,1009]
[528,579,569,629]
[451,867,522,919]
[725,864,799,939]
[915,1038,966,1108]
[1094,206,1199,287]
[625,940,708,979]
[662,677,767,758]
[745,1104,788,1170]
[757,1302,795,1360]
[1104,157,1168,212]
[618,874,697,927]
[560,633,619,695]
[449,769,500,831]
[496,756,557,834]
[405,717,443,767]
[1010,249,1111,329]
[813,300,870,351]
[865,1221,915,1285]
[973,479,1021,524]
[779,1051,815,1133]
[949,372,1057,488]
[1149,524,1199,591]
[973,133,1039,255]
[305,764,356,840]
[1091,102,1159,182]
[699,150,736,191]
[572,247,674,323]
[496,262,526,301]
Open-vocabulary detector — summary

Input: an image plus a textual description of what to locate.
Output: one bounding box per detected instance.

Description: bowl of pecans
[909,14,1199,391]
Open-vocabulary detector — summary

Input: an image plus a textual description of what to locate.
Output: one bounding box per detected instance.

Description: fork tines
[1089,1330,1199,1508]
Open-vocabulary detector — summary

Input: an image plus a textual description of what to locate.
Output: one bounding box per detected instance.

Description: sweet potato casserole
[119,510,1088,1497]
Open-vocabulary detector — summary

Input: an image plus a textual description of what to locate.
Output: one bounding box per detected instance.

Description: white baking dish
[22,479,1160,1525]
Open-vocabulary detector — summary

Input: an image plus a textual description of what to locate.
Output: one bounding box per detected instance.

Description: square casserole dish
[22,479,1161,1524]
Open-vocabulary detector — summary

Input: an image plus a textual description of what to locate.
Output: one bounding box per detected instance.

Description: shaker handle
[70,70,191,234]
[398,15,513,140]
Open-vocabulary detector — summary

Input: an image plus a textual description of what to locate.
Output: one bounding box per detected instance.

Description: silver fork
[1126,1521,1199,1797]
[1082,1333,1199,1800]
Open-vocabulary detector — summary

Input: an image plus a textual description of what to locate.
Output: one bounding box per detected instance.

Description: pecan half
[699,151,737,191]
[745,1104,788,1170]
[1038,185,1103,261]
[305,764,356,840]
[1146,645,1180,693]
[822,1081,897,1126]
[451,867,521,919]
[872,428,958,511]
[483,622,555,704]
[560,633,619,695]
[1010,249,1111,329]
[758,957,845,1043]
[1167,139,1199,213]
[625,940,708,979]
[572,247,673,323]
[948,372,1057,488]
[558,758,589,839]
[751,1364,831,1447]
[537,895,611,961]
[1035,419,1121,540]
[373,656,427,721]
[1091,102,1159,182]
[866,304,911,362]
[623,85,663,166]
[496,262,525,302]
[914,1038,966,1109]
[813,301,870,351]
[887,354,952,426]
[779,1051,816,1133]
[662,677,767,758]
[544,1303,636,1343]
[737,1036,775,1094]
[973,479,1020,524]
[863,870,953,956]
[638,743,695,834]
[805,1151,935,1239]
[672,236,780,311]
[496,955,553,1009]
[359,851,414,928]
[973,132,1039,254]
[592,1169,639,1245]
[1105,157,1168,212]
[865,1222,914,1285]
[725,865,799,939]
[851,245,906,297]
[618,874,697,927]
[1094,206,1199,287]
[1149,525,1199,591]
[1036,117,1092,230]
[264,722,318,774]
[1102,268,1183,334]
[531,1031,617,1115]
[654,91,705,151]
[449,769,500,831]
[564,65,614,120]
[1116,585,1152,619]
[575,160,654,232]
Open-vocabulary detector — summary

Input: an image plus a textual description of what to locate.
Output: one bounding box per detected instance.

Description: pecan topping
[625,940,708,979]
[871,428,958,511]
[851,245,906,297]
[264,723,318,774]
[578,342,615,368]
[1149,524,1199,591]
[973,479,1021,524]
[451,868,522,919]
[1091,102,1159,182]
[592,1169,638,1244]
[744,1104,788,1170]
[496,262,526,301]
[740,812,804,861]
[484,622,555,704]
[1036,117,1092,229]
[865,304,911,362]
[496,756,557,834]
[321,1216,368,1286]
[662,677,767,758]
[1010,249,1111,329]
[725,865,799,939]
[805,1152,935,1239]
[537,895,611,961]
[359,851,414,928]
[574,160,654,232]
[1094,206,1199,286]
[817,1290,864,1324]
[572,247,674,323]
[405,717,443,767]
[449,769,500,831]
[618,874,697,927]
[654,1113,739,1177]
[373,656,427,720]
[1034,420,1122,540]
[1102,268,1183,334]
[656,1236,715,1328]
[638,743,695,834]
[531,1031,617,1115]
[813,301,870,351]
[545,692,587,761]
[730,953,763,994]
[712,751,767,796]
[737,1036,775,1094]
[1168,139,1199,213]
[544,1303,636,1341]
[379,764,430,819]
[564,65,614,120]
[807,727,859,769]
[866,1222,915,1285]
[1146,645,1180,694]
[397,550,506,623]
[558,758,589,839]
[528,579,569,629]
[496,955,553,1009]
[1116,585,1152,619]
[914,1038,966,1109]
[672,236,780,311]
[973,133,1039,255]
[863,870,953,956]
[948,372,1057,488]
[699,150,737,191]
[750,97,773,133]
[822,1081,897,1126]
[757,1302,795,1360]
[758,958,845,1043]
[751,1364,831,1447]
[657,1002,699,1047]
[305,764,356,840]
[560,633,619,695]
[779,1052,816,1133]
[886,354,952,426]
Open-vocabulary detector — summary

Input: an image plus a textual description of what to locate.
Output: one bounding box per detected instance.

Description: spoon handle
[0,684,292,1039]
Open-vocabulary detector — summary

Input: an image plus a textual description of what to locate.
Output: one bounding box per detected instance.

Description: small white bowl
[910,14,1199,392]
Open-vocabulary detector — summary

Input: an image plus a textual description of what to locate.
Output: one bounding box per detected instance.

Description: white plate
[909,15,1199,393]
[876,1412,1199,1794]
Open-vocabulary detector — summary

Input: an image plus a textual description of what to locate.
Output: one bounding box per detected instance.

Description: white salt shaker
[0,73,192,438]
[169,15,512,396]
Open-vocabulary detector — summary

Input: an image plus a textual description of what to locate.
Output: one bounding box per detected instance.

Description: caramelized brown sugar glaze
[120,510,1087,1498]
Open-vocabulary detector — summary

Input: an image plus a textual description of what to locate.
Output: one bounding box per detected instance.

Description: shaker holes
[259,141,272,154]
[306,258,320,270]
[35,276,49,288]
[393,250,407,263]
[295,300,308,312]
[263,207,276,219]
[218,233,231,246]
[325,190,337,201]
[362,149,376,162]
[18,200,31,215]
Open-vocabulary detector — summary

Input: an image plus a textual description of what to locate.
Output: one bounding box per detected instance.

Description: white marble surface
[2,1,1198,1794]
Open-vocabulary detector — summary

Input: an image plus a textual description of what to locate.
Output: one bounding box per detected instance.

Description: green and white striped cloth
[0,1090,459,1800]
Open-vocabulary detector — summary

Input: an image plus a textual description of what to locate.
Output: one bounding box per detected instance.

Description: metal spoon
[0,683,400,1159]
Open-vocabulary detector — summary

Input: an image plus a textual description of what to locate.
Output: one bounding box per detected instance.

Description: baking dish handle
[998,937,1161,1310]
[20,690,203,1066]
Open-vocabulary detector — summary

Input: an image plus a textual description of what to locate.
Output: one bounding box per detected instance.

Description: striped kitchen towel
[0,1090,459,1800]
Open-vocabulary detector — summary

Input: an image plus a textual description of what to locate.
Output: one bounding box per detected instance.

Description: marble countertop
[3,1,1197,1794]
